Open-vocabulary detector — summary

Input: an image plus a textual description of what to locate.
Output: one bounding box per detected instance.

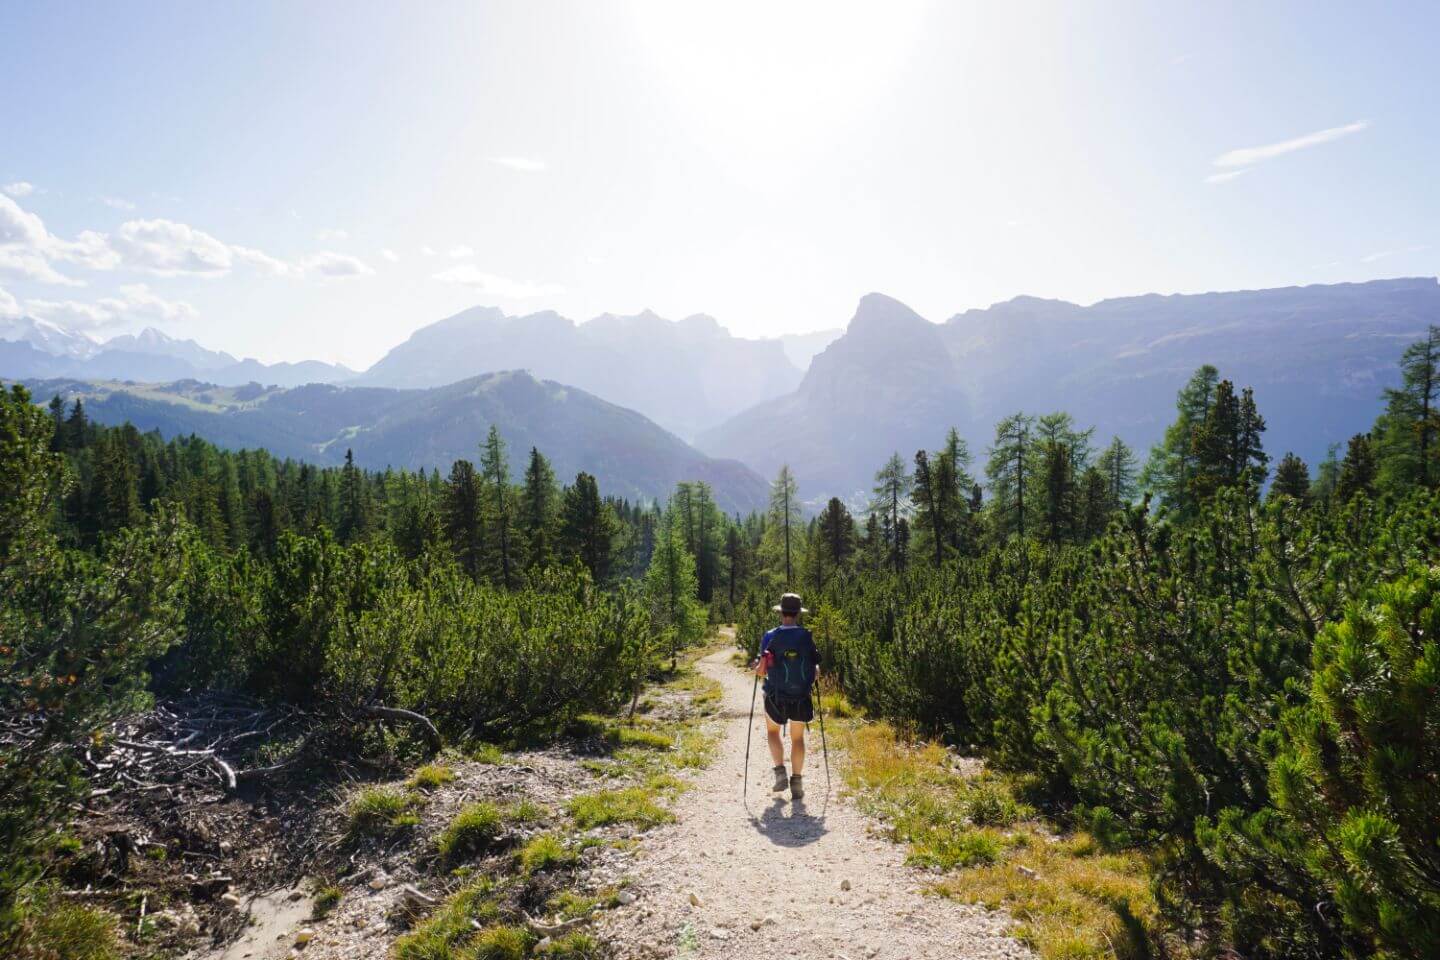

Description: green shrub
[536,932,601,957]
[437,803,504,864]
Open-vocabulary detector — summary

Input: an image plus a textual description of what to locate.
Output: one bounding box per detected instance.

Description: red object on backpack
[762,650,775,670]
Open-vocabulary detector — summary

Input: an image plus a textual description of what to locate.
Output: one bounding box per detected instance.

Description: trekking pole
[743,669,759,808]
[816,674,832,816]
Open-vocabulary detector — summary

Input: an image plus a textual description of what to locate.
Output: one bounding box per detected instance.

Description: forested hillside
[22,369,768,512]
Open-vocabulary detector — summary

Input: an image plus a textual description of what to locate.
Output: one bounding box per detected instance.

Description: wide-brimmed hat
[771,592,809,615]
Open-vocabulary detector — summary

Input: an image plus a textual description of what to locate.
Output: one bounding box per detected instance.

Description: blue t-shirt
[759,624,821,697]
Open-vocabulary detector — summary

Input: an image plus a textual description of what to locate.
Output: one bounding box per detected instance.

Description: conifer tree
[443,458,484,580]
[816,496,856,581]
[1336,434,1378,503]
[560,472,619,584]
[1142,364,1220,519]
[987,412,1035,541]
[91,430,141,535]
[1377,324,1440,491]
[722,523,745,608]
[1190,379,1267,502]
[767,465,801,585]
[337,448,368,544]
[1269,452,1311,504]
[1039,439,1077,544]
[520,446,557,570]
[872,453,911,573]
[1078,465,1111,539]
[1096,436,1138,509]
[479,426,516,588]
[644,510,706,671]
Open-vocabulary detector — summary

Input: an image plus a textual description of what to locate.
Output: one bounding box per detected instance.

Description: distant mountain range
[355,306,806,440]
[21,371,768,512]
[699,278,1440,498]
[7,277,1437,503]
[0,317,354,388]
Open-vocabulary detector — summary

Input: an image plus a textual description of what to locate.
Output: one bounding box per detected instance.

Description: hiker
[754,592,821,799]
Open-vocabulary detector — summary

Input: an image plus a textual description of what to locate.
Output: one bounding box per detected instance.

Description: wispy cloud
[0,284,19,317]
[1359,244,1429,264]
[381,248,399,263]
[101,196,136,211]
[303,251,373,278]
[448,244,475,259]
[420,245,438,257]
[432,264,562,299]
[1205,169,1248,185]
[2,181,35,198]
[1213,121,1369,169]
[488,156,547,173]
[317,227,349,242]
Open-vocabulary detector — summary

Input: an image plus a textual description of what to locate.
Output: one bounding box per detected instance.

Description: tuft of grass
[675,730,714,769]
[906,827,1006,870]
[312,884,343,919]
[436,802,505,864]
[518,833,577,874]
[467,924,533,960]
[465,741,506,765]
[507,799,548,824]
[393,878,500,960]
[19,903,119,960]
[346,786,419,837]
[536,932,601,957]
[408,763,456,791]
[965,779,1022,827]
[566,788,674,830]
[608,726,672,750]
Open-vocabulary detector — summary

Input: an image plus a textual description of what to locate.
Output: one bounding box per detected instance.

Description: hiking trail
[595,637,1032,960]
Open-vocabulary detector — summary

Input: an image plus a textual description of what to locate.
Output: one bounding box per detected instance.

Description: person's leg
[765,716,784,768]
[765,714,788,791]
[789,721,806,775]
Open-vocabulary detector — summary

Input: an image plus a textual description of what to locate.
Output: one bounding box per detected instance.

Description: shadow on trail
[749,796,828,848]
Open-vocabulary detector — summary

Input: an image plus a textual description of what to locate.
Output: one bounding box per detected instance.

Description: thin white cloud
[448,244,475,259]
[381,248,399,263]
[25,283,198,330]
[1205,169,1248,185]
[420,245,438,257]
[488,156,547,173]
[1213,121,1369,169]
[304,251,373,277]
[2,181,35,198]
[1360,244,1428,264]
[231,244,297,277]
[432,264,562,299]
[101,196,136,211]
[317,227,349,242]
[0,285,19,318]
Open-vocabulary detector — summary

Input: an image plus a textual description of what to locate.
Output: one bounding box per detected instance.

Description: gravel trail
[596,643,1032,960]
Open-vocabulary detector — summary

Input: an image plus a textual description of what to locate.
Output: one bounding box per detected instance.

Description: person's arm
[753,634,770,676]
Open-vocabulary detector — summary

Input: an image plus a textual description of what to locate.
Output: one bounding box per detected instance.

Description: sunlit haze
[2,1,1436,367]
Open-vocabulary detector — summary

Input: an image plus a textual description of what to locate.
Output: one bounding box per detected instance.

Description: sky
[1,1,1437,369]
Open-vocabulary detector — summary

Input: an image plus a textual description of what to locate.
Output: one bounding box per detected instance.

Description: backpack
[763,627,816,698]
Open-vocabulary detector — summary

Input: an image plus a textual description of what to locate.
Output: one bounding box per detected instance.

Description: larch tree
[1142,364,1220,520]
[479,425,517,589]
[871,453,911,573]
[987,412,1035,541]
[767,465,801,585]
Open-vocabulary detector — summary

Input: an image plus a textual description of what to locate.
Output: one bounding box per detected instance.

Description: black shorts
[763,692,814,725]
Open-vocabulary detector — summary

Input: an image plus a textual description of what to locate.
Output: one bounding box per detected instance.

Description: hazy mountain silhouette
[23,370,768,512]
[699,278,1440,499]
[355,306,801,439]
[0,320,353,387]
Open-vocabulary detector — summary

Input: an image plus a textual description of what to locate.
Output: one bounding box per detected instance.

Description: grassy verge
[391,639,723,959]
[837,701,1172,960]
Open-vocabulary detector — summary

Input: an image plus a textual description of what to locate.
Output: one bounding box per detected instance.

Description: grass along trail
[594,637,1031,960]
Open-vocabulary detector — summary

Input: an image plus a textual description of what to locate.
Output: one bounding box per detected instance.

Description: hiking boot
[771,765,789,792]
[790,774,805,800]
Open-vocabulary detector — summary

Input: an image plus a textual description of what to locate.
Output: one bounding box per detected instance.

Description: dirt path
[596,643,1032,960]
